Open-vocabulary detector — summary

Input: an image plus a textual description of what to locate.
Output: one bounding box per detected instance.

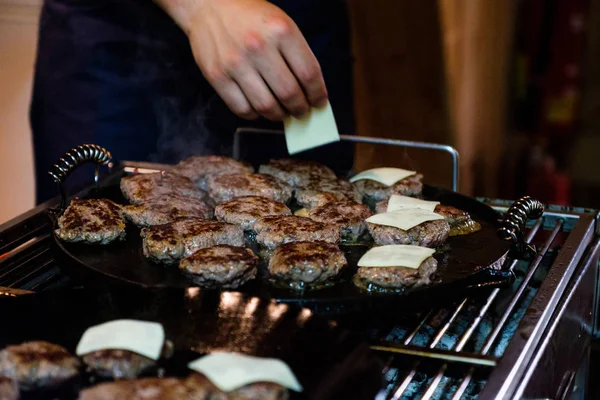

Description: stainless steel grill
[0,135,598,399]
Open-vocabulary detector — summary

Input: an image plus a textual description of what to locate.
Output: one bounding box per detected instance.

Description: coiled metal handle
[498,196,544,259]
[48,144,112,209]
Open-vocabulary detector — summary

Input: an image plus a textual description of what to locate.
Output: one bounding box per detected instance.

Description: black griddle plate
[0,287,382,400]
[53,179,512,314]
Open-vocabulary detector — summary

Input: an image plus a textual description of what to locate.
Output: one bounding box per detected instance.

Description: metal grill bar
[386,218,543,399]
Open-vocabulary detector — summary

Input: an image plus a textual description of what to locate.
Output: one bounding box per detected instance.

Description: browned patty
[55,198,126,245]
[0,376,18,400]
[170,155,254,190]
[141,218,244,264]
[206,174,292,204]
[120,172,211,205]
[81,350,156,380]
[355,256,438,290]
[0,341,80,390]
[307,200,373,242]
[374,202,481,236]
[258,158,336,187]
[179,245,258,288]
[367,219,450,248]
[295,178,361,209]
[185,373,289,400]
[254,216,340,250]
[268,241,347,289]
[354,174,424,203]
[214,196,291,231]
[123,194,213,227]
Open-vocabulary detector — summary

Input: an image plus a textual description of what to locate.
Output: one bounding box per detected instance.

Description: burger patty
[268,241,347,289]
[123,194,213,227]
[55,198,126,245]
[206,174,293,204]
[374,202,482,236]
[185,373,289,400]
[0,341,80,390]
[0,377,18,400]
[295,178,362,209]
[307,200,373,241]
[81,350,156,380]
[355,256,438,290]
[120,172,211,205]
[354,174,424,204]
[179,245,258,288]
[258,158,336,187]
[170,155,254,190]
[254,216,340,250]
[141,218,244,264]
[367,219,450,248]
[214,196,291,231]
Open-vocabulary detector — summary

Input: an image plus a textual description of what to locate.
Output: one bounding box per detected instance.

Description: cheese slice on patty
[76,319,165,360]
[188,352,303,392]
[366,209,444,231]
[349,167,416,186]
[284,101,340,155]
[387,194,440,213]
[358,245,435,268]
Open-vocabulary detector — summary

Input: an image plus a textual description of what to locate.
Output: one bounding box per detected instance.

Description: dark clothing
[31,0,355,203]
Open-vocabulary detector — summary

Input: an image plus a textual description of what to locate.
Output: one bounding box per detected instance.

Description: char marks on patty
[214,196,291,230]
[258,158,337,187]
[254,215,340,250]
[355,256,438,290]
[180,245,258,288]
[307,200,372,241]
[206,173,292,204]
[55,198,126,245]
[81,350,157,380]
[170,155,254,190]
[367,219,450,248]
[141,218,244,264]
[120,172,211,205]
[295,178,361,209]
[354,174,424,203]
[123,194,213,227]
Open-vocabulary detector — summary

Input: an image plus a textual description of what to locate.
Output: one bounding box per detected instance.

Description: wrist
[154,0,209,35]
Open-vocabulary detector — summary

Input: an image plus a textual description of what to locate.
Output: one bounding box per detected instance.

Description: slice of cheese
[366,209,444,231]
[76,319,165,360]
[358,245,435,268]
[284,101,340,155]
[188,352,303,392]
[349,168,416,186]
[387,194,440,213]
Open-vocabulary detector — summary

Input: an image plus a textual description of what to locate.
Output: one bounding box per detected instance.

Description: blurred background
[0,0,598,223]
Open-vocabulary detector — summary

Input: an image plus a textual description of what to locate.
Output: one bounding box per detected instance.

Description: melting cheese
[284,101,340,155]
[349,168,416,186]
[358,245,435,268]
[188,352,303,392]
[366,209,444,231]
[387,195,439,213]
[76,319,165,360]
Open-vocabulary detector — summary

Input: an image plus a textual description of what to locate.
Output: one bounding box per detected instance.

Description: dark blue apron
[31,0,355,203]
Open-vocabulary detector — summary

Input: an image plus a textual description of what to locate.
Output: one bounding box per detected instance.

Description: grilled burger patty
[120,172,211,205]
[307,200,373,241]
[81,350,156,380]
[374,201,482,236]
[55,198,126,245]
[141,218,244,264]
[123,194,213,227]
[268,241,347,289]
[206,173,293,204]
[0,341,80,390]
[254,216,340,250]
[367,219,450,248]
[258,158,337,187]
[179,245,258,288]
[354,174,424,203]
[355,256,438,290]
[185,373,289,400]
[214,196,291,231]
[295,178,361,209]
[170,155,254,190]
[0,377,18,400]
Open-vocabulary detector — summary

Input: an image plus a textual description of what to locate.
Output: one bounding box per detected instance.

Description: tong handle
[497,196,544,259]
[48,144,112,209]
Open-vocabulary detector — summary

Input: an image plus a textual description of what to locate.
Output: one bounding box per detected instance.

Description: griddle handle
[48,144,112,209]
[497,196,544,259]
